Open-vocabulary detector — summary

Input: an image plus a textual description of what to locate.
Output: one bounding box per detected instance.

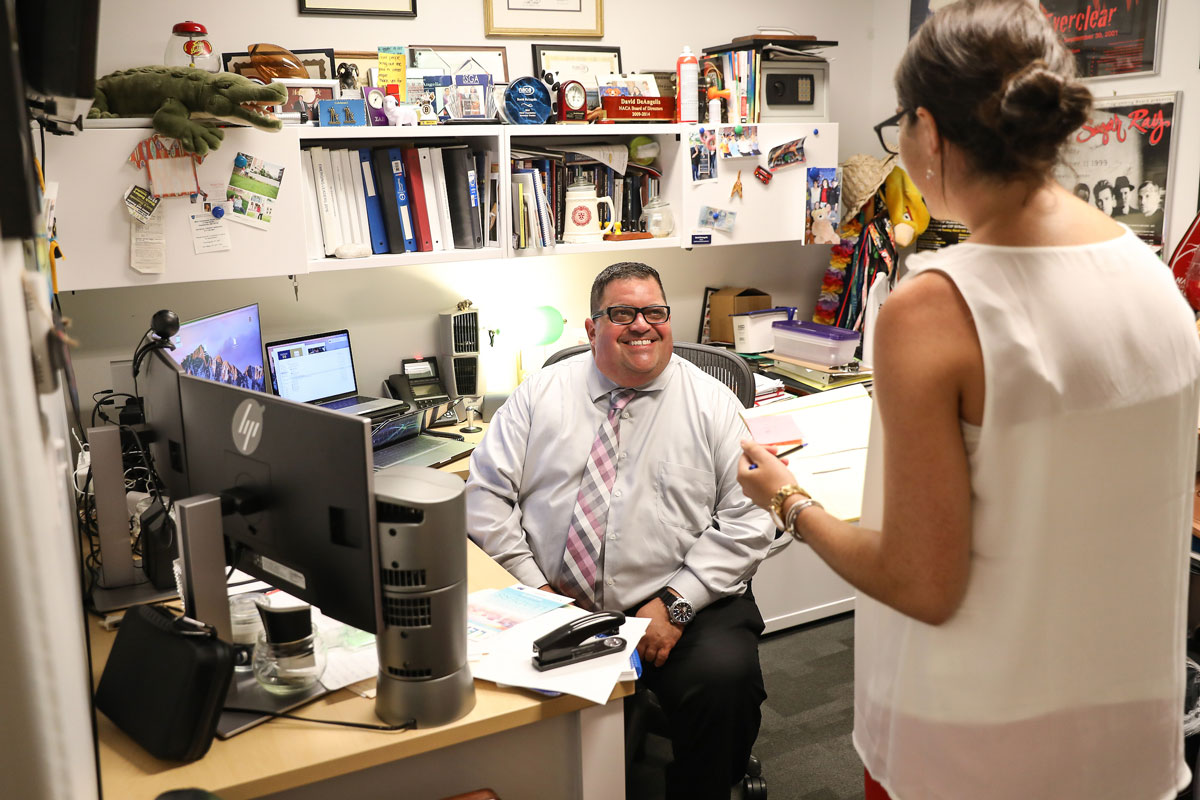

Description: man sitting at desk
[466,262,774,799]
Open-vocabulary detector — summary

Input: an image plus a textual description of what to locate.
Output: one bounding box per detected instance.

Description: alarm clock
[362,86,388,126]
[557,79,588,123]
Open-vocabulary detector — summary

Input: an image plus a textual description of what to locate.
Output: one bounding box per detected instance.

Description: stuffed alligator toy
[89,66,288,156]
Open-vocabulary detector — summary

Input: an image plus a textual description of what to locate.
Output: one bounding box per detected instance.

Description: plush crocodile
[89,66,288,156]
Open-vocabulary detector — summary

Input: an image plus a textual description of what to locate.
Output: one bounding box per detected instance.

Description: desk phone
[387,358,451,412]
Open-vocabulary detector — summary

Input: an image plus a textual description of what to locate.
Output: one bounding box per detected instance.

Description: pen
[747,441,806,469]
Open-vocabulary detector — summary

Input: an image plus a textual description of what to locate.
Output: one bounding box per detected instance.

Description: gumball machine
[164,21,220,72]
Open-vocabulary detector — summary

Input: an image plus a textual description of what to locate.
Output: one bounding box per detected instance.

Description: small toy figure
[730,170,743,200]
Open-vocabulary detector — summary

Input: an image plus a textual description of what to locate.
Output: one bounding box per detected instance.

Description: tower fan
[439,302,483,400]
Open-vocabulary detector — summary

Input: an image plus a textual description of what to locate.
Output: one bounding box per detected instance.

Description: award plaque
[600,95,676,122]
[504,77,553,125]
[557,80,588,123]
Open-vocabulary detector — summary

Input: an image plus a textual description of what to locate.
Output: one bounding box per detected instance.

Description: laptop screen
[264,330,358,403]
[170,303,265,392]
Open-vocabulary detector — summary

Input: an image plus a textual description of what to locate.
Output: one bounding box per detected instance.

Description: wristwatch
[656,588,695,627]
[768,484,810,530]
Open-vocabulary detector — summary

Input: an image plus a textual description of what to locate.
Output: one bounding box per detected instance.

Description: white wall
[868,0,1200,261]
[59,0,884,405]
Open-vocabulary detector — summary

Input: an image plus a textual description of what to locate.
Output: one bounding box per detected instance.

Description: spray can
[676,46,699,124]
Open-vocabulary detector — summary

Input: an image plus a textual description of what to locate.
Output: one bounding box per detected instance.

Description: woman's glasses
[874,110,907,155]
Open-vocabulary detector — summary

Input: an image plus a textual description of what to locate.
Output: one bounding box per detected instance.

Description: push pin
[211,205,224,219]
[730,170,744,200]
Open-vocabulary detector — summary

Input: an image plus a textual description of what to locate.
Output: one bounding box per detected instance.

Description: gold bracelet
[783,496,822,541]
[768,484,806,529]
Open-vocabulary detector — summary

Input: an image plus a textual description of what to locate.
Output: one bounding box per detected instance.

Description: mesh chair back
[542,342,755,409]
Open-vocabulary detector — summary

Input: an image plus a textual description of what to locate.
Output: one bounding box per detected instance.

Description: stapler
[532,611,627,672]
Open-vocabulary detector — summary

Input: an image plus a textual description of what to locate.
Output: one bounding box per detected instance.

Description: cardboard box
[707,287,772,344]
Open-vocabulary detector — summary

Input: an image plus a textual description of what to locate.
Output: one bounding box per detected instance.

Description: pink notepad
[746,415,805,447]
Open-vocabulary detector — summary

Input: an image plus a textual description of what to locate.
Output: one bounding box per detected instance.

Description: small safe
[758,60,829,122]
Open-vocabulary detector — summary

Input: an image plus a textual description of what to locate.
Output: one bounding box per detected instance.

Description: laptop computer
[371,408,474,471]
[264,329,407,417]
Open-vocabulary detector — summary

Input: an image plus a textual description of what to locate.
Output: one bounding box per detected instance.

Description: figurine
[383,95,418,126]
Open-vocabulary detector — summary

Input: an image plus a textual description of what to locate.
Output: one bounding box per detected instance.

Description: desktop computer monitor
[177,373,381,633]
[140,346,190,502]
[171,303,266,392]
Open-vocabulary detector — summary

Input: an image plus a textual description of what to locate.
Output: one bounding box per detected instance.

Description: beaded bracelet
[784,496,823,542]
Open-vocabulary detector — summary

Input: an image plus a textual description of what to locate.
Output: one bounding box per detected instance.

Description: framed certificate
[485,0,603,37]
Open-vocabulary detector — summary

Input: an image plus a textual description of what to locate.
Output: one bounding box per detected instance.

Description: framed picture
[532,44,620,106]
[299,0,416,17]
[698,287,719,344]
[1054,91,1179,256]
[1040,0,1164,78]
[485,0,604,38]
[410,45,509,83]
[222,48,336,82]
[272,78,340,118]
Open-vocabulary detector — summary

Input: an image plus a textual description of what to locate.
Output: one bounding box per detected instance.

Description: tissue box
[708,287,772,344]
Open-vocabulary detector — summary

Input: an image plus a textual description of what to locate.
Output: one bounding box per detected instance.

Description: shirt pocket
[656,461,716,533]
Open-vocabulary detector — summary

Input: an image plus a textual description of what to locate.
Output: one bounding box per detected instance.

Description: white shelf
[307,245,503,272]
[509,123,683,138]
[511,237,680,258]
[300,124,503,141]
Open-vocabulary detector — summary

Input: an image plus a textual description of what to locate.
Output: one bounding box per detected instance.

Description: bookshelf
[45,121,837,291]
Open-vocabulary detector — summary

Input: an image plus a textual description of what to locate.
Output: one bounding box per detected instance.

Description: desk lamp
[517,305,566,383]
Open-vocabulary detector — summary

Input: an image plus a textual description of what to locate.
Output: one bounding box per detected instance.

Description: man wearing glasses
[466,262,773,799]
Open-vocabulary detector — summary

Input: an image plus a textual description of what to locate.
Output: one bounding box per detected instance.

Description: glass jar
[252,625,327,694]
[639,197,675,238]
[163,21,219,73]
[229,593,267,671]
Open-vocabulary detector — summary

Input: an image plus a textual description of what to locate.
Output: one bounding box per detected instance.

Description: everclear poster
[1054,92,1177,255]
[1040,0,1163,78]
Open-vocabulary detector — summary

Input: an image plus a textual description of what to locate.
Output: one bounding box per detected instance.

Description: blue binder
[357,148,391,254]
[382,147,418,253]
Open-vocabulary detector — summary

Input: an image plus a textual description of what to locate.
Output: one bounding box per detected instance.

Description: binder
[416,147,445,251]
[309,146,342,257]
[356,148,390,254]
[342,148,370,248]
[428,147,456,251]
[327,148,355,248]
[369,148,409,254]
[299,149,325,259]
[441,146,483,249]
[400,148,433,252]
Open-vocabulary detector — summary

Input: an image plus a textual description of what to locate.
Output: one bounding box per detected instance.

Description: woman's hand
[737,440,795,510]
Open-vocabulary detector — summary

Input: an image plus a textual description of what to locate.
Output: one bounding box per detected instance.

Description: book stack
[752,372,787,406]
[301,144,495,260]
[762,352,873,395]
[510,144,663,251]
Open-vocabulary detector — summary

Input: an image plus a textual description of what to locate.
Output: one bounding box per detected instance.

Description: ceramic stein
[563,179,615,244]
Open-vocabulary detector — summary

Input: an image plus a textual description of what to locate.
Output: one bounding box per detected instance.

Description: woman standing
[738,1,1200,797]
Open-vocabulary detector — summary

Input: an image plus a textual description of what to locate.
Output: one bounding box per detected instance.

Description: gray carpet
[627,612,860,800]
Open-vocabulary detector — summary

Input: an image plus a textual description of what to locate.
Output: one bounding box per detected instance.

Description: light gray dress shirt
[465,353,774,613]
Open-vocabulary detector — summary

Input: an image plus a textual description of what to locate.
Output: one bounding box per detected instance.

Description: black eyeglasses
[874,110,908,155]
[590,305,671,325]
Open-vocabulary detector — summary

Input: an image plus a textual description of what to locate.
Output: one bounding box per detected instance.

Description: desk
[91,541,632,800]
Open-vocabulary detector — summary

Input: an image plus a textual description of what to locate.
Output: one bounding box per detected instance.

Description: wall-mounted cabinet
[45,121,837,291]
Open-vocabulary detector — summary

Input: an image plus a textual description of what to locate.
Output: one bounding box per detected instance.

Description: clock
[362,86,388,127]
[558,79,588,123]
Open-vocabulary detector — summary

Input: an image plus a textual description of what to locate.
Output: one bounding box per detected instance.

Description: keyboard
[373,437,444,470]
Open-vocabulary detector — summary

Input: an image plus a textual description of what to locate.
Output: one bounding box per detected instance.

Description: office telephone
[532,611,627,671]
[385,358,458,427]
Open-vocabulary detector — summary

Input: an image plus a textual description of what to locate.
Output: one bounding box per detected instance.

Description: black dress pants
[635,591,767,800]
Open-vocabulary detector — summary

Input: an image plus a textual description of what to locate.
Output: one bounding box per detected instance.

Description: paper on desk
[473,606,650,705]
[743,384,872,521]
[468,584,571,644]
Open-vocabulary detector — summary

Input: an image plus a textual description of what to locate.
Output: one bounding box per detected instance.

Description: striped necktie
[559,388,638,610]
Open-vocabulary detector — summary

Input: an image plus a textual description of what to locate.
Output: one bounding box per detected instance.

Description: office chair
[542,341,756,409]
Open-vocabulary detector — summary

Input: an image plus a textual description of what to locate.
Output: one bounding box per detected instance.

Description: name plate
[601,96,676,121]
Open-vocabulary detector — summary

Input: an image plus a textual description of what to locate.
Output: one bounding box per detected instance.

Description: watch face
[668,599,695,626]
[367,90,384,109]
[564,82,586,110]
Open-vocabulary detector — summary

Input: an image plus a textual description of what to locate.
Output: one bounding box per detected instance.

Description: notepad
[746,414,805,446]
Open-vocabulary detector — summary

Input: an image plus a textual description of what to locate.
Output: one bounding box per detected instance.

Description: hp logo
[232,399,264,454]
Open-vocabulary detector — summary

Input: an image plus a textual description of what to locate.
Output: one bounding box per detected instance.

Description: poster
[1054,92,1177,255]
[1040,0,1162,78]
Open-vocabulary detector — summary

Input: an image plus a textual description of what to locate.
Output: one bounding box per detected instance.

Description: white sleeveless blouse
[854,230,1200,799]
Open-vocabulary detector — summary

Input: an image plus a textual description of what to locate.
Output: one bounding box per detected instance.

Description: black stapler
[532,611,627,672]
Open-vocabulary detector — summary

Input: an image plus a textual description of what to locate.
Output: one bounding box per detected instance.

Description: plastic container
[252,625,327,694]
[676,46,699,123]
[772,319,860,366]
[732,307,795,353]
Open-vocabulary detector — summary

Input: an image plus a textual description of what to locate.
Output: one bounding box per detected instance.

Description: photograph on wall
[717,125,762,159]
[1040,0,1163,78]
[688,128,718,183]
[226,152,285,230]
[806,167,841,245]
[1054,91,1177,255]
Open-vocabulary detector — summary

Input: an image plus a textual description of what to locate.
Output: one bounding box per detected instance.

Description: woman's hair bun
[996,60,1091,152]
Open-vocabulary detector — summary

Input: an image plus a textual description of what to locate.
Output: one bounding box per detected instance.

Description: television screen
[170,303,265,392]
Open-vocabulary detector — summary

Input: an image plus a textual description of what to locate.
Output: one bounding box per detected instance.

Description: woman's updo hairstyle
[895,0,1092,184]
